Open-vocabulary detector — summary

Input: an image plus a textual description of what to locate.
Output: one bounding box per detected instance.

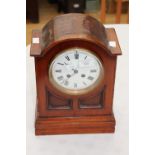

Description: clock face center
[49,48,104,92]
[73,69,78,74]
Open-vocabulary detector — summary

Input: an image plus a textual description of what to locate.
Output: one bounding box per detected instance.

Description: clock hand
[66,69,78,79]
[72,69,78,74]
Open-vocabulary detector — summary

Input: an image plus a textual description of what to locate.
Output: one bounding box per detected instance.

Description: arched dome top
[30,13,122,57]
[41,13,108,50]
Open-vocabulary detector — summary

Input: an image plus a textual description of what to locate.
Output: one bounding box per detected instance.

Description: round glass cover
[49,48,104,91]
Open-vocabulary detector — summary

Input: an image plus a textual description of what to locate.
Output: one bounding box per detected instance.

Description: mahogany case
[30,13,122,135]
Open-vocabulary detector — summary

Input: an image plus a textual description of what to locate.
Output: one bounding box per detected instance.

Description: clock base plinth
[35,115,115,135]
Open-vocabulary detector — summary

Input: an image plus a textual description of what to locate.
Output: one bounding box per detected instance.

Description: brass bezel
[48,47,104,95]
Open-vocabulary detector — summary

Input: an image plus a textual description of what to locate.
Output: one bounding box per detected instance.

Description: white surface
[32,37,39,44]
[109,41,116,48]
[26,24,129,155]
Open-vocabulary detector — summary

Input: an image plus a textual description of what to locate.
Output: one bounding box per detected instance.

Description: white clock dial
[49,48,104,91]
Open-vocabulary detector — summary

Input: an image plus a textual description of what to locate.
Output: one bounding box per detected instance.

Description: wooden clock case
[30,13,122,135]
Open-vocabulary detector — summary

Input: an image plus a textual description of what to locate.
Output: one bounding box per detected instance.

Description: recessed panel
[46,89,72,110]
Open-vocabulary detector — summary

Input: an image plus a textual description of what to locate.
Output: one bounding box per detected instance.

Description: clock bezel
[48,47,104,95]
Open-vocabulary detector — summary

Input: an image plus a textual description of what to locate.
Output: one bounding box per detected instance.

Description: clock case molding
[30,13,122,135]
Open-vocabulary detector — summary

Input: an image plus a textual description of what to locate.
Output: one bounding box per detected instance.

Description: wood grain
[106,28,122,55]
[35,114,115,135]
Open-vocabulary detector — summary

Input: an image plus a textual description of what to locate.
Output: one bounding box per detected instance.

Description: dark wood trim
[106,28,122,55]
[35,114,115,135]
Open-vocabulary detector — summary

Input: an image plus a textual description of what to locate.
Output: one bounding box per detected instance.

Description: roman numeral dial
[74,51,79,59]
[65,56,70,61]
[55,69,62,73]
[49,48,104,91]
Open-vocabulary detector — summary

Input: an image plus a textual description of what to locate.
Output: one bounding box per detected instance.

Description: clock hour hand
[66,73,75,78]
[66,69,78,79]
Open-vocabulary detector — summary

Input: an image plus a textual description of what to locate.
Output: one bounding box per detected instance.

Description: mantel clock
[30,13,122,135]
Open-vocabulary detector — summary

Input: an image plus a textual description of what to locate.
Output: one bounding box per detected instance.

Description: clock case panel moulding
[30,13,122,135]
[46,86,105,110]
